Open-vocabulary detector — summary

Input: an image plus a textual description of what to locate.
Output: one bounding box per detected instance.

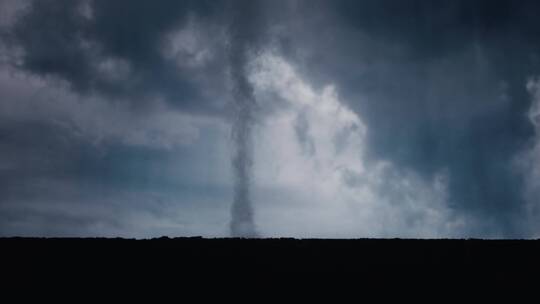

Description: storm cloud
[1,0,540,238]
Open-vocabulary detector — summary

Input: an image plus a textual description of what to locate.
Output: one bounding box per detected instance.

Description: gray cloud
[294,111,316,156]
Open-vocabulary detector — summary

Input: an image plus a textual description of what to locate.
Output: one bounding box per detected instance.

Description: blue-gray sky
[1,0,540,238]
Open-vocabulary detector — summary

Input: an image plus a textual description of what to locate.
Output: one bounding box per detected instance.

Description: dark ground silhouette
[2,237,539,279]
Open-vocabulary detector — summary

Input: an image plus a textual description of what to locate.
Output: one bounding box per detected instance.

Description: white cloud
[77,0,93,20]
[519,77,540,237]
[162,16,225,69]
[248,53,465,238]
[527,77,540,128]
[95,56,132,83]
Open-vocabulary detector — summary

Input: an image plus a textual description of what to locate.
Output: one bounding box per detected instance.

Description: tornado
[228,3,261,238]
[229,67,257,238]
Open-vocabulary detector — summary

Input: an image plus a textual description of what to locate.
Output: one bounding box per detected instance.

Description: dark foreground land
[2,237,540,278]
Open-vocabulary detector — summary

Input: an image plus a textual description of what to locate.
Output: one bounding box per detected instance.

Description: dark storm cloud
[4,0,230,113]
[278,0,540,236]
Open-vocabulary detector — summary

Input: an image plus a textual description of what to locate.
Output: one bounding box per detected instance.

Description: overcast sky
[1,0,540,238]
